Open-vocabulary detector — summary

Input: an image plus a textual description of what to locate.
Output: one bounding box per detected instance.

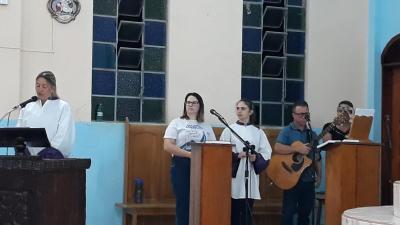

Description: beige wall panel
[167,0,242,126]
[0,0,21,48]
[21,1,53,52]
[306,0,369,127]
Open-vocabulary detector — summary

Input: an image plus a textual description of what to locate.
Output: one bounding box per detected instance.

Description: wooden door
[382,68,400,205]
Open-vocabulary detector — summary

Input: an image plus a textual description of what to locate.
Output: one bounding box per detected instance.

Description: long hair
[180,92,205,122]
[237,99,257,126]
[36,71,59,99]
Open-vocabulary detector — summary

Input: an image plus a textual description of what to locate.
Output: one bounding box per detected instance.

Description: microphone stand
[305,115,317,225]
[213,113,255,225]
[0,108,19,155]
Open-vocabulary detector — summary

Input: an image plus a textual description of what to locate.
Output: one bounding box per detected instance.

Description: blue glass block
[143,99,165,122]
[244,0,262,2]
[93,16,116,42]
[117,98,141,121]
[144,21,166,46]
[94,0,117,16]
[143,73,165,97]
[145,0,167,20]
[117,71,141,96]
[287,31,305,55]
[243,3,262,27]
[242,28,262,52]
[92,96,115,121]
[261,103,282,126]
[92,70,115,95]
[284,103,294,125]
[242,53,261,77]
[286,56,304,79]
[118,48,142,70]
[263,31,285,52]
[241,78,260,101]
[262,79,282,102]
[288,7,305,30]
[93,43,116,69]
[144,47,165,71]
[288,0,303,6]
[285,80,304,103]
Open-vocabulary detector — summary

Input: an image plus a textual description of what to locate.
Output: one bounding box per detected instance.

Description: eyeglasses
[337,106,354,114]
[185,101,199,105]
[293,112,309,117]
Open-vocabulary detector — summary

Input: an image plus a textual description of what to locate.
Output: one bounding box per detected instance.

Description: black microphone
[13,96,38,109]
[210,109,223,119]
[305,113,311,122]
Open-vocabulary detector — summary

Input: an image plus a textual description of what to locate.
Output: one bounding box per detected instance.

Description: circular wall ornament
[47,0,81,24]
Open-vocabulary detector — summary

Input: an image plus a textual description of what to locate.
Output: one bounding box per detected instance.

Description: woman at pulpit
[163,92,216,225]
[322,100,354,141]
[219,99,272,225]
[16,71,75,158]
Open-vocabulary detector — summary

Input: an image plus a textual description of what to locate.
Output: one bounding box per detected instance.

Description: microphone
[13,96,38,109]
[210,109,223,119]
[305,113,311,122]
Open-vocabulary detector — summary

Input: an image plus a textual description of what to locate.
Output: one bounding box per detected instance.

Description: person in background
[274,100,321,225]
[163,92,216,225]
[220,99,272,225]
[322,100,354,142]
[17,71,75,158]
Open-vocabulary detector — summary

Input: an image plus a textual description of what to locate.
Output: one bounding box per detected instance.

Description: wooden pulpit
[189,143,232,225]
[0,156,91,225]
[325,142,381,225]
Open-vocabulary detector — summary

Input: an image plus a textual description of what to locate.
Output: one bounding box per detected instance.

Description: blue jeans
[282,181,315,225]
[171,156,190,225]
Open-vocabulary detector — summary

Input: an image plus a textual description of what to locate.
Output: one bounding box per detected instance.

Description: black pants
[282,181,315,225]
[171,156,190,225]
[231,198,254,225]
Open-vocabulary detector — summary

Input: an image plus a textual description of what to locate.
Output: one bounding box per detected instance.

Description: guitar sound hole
[292,153,304,164]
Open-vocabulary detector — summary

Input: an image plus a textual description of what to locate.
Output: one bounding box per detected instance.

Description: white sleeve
[219,128,231,142]
[164,119,178,139]
[258,129,272,160]
[50,103,75,157]
[16,109,26,127]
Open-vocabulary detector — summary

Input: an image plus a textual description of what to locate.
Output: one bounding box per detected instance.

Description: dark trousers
[282,181,315,225]
[231,198,254,225]
[171,156,190,225]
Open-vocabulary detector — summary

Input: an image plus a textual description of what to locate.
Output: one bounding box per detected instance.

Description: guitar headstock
[333,111,351,126]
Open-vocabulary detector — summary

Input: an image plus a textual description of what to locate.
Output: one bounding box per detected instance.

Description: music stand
[0,128,51,156]
[348,115,373,142]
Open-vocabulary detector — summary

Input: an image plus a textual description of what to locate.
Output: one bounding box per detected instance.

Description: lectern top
[0,127,51,148]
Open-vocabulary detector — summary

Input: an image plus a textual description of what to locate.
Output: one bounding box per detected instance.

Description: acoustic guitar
[267,112,350,190]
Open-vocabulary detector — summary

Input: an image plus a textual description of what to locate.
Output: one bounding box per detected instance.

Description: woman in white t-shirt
[219,99,272,225]
[164,92,216,225]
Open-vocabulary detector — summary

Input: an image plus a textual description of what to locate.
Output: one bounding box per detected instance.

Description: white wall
[306,0,369,127]
[0,0,92,122]
[166,0,242,126]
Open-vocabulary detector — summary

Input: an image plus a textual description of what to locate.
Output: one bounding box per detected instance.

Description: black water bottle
[134,178,144,203]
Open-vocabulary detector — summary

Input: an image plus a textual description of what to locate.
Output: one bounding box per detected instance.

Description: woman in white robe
[17,71,75,158]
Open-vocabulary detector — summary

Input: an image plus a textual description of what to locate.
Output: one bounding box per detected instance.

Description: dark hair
[338,100,353,108]
[36,71,59,99]
[180,92,205,122]
[292,100,309,112]
[237,99,257,125]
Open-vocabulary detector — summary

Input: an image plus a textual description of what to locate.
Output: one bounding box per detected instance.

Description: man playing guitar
[274,101,322,225]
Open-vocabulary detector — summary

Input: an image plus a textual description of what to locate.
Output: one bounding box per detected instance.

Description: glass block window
[242,0,306,127]
[92,0,167,123]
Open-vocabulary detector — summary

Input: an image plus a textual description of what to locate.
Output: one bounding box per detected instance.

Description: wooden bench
[116,121,283,225]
